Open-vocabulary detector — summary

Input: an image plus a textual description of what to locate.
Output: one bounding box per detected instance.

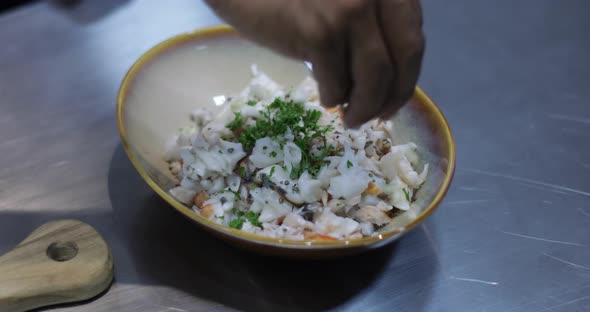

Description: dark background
[1,0,37,12]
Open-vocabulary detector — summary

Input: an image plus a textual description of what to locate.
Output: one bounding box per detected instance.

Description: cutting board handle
[0,220,114,312]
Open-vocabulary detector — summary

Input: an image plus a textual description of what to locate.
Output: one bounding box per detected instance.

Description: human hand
[205,0,424,128]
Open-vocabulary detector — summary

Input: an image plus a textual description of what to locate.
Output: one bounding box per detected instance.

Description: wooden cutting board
[0,220,114,312]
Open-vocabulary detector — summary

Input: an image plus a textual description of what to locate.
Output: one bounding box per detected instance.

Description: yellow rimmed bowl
[117,25,455,258]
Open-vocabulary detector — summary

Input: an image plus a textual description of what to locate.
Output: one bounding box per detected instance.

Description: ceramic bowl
[117,25,455,258]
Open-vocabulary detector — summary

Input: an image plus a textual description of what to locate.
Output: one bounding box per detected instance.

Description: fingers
[204,0,307,59]
[204,0,424,125]
[310,43,352,108]
[295,0,353,108]
[344,2,395,128]
[207,0,352,109]
[377,0,425,119]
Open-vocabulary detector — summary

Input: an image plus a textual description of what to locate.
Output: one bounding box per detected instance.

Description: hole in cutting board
[46,241,79,261]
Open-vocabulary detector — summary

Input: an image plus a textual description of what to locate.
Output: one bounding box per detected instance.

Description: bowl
[117,25,455,258]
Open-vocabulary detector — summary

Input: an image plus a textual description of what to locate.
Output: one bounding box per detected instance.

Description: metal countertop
[0,1,589,311]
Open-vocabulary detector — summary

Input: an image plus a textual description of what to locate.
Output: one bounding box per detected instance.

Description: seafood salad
[165,65,428,240]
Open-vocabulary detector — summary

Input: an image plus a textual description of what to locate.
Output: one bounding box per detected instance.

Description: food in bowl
[164,65,428,240]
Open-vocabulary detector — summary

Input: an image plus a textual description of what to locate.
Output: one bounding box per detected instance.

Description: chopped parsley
[245,211,262,227]
[260,173,271,186]
[269,166,276,178]
[229,218,244,229]
[226,112,244,132]
[290,165,302,179]
[229,208,262,229]
[402,188,411,202]
[225,98,335,179]
[238,166,247,178]
[347,160,353,168]
[247,100,257,106]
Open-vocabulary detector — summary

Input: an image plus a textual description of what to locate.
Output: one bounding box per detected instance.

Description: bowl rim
[116,24,456,249]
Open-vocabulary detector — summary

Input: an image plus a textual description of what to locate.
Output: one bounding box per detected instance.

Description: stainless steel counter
[1,1,589,311]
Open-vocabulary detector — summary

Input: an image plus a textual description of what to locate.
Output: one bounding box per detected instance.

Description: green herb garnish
[346,160,353,168]
[269,166,276,178]
[229,218,244,229]
[226,112,244,132]
[245,211,262,227]
[290,165,302,180]
[247,100,257,106]
[402,188,411,202]
[228,208,262,229]
[226,98,335,179]
[238,166,247,178]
